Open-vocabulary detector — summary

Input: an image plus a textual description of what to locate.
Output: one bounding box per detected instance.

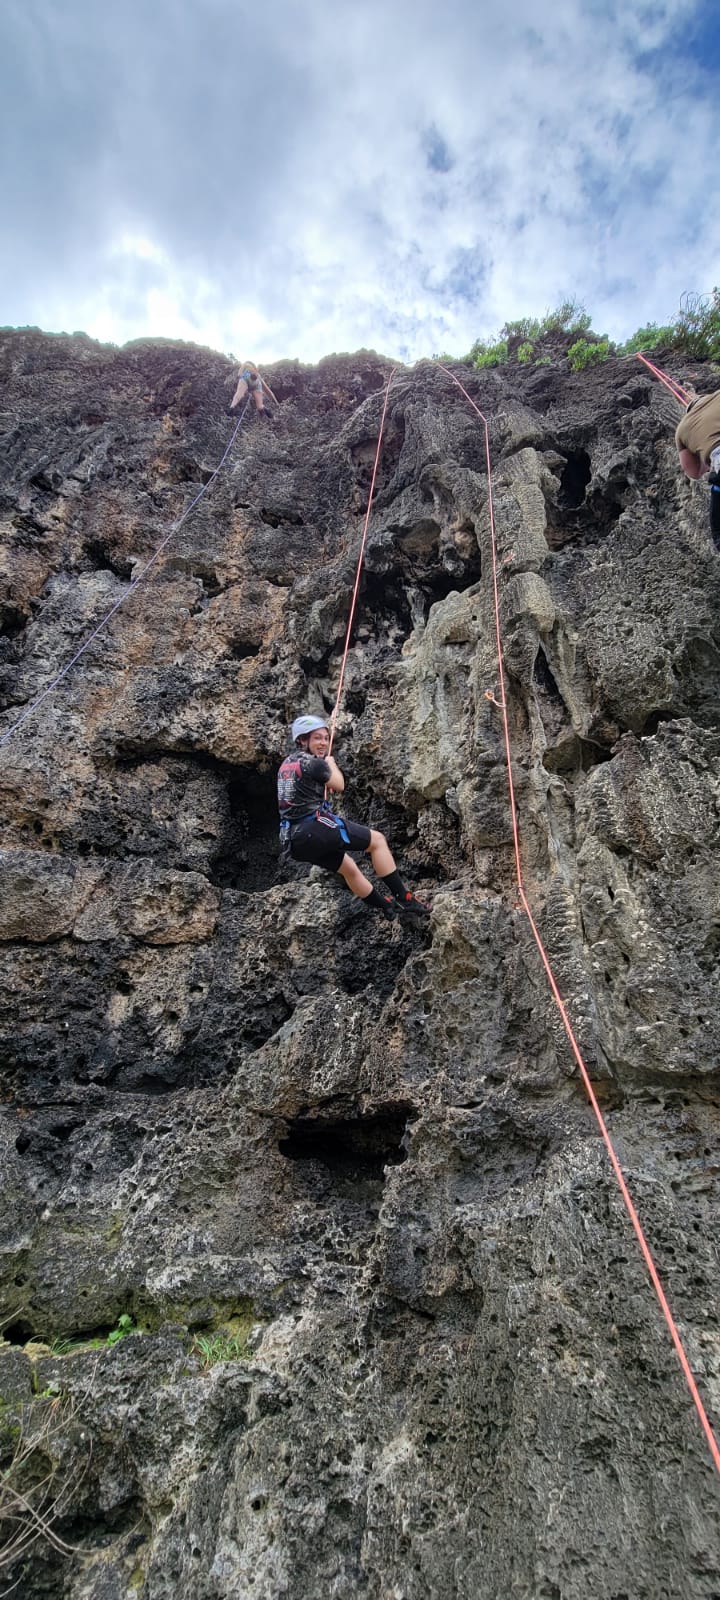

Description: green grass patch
[192,1328,254,1370]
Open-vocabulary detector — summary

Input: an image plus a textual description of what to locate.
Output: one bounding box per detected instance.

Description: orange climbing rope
[328,367,397,753]
[635,352,691,406]
[433,360,720,1476]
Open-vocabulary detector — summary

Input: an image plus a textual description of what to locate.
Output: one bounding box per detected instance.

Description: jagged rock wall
[0,328,719,1598]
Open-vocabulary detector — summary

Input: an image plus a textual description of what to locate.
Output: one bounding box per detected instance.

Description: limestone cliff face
[0,328,719,1598]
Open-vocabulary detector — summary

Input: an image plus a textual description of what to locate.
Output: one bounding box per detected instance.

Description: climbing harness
[433,359,720,1475]
[0,398,252,751]
[279,801,351,861]
[315,800,351,845]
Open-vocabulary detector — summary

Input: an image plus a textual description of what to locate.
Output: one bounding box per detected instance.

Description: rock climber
[277,715,431,920]
[675,386,720,541]
[229,360,272,417]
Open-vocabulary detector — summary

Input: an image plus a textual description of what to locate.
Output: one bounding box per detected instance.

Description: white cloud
[0,0,716,361]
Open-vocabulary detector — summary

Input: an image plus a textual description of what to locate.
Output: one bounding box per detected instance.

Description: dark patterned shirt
[277,749,332,822]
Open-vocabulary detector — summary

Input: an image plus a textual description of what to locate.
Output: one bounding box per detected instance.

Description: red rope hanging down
[635,352,691,406]
[327,367,397,753]
[433,360,720,1476]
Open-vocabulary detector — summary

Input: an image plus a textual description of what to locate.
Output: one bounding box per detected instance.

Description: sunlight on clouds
[115,233,167,266]
[76,239,274,355]
[1,0,719,359]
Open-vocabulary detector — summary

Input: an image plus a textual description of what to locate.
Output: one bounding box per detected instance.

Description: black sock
[382,870,407,900]
[360,885,391,911]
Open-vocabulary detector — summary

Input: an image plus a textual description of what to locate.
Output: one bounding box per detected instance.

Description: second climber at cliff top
[277,715,431,920]
[675,386,720,540]
[229,360,273,417]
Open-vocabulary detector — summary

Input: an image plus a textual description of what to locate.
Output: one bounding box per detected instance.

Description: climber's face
[308,727,330,757]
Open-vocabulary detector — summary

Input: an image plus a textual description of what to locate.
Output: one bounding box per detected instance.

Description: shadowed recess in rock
[83,539,135,580]
[559,448,592,509]
[279,1107,413,1175]
[351,414,406,506]
[209,766,282,892]
[0,603,29,640]
[333,909,424,996]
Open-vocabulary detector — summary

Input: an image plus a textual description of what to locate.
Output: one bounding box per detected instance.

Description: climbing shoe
[360,888,397,920]
[397,892,432,919]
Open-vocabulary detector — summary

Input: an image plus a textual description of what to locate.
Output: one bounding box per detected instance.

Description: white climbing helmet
[292,714,329,742]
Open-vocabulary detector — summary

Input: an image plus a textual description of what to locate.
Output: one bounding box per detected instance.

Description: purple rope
[0,398,251,750]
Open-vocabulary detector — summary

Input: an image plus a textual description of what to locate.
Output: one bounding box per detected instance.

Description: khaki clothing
[675,390,720,464]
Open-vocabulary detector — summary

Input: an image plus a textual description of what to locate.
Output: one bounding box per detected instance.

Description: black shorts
[290,813,371,872]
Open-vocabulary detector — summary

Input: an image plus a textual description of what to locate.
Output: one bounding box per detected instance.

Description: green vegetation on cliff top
[438,290,720,373]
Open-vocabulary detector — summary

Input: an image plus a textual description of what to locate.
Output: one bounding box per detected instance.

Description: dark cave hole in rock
[0,603,28,640]
[559,449,592,509]
[602,496,623,525]
[345,687,366,715]
[422,560,482,611]
[581,739,613,770]
[212,767,285,892]
[84,540,134,580]
[29,467,62,494]
[47,1118,85,1142]
[260,506,305,529]
[374,517,483,624]
[235,992,294,1052]
[621,385,650,411]
[533,647,564,701]
[107,749,283,891]
[2,1319,36,1346]
[186,565,223,597]
[299,641,335,679]
[279,1107,413,1175]
[63,1498,147,1547]
[542,734,614,775]
[228,640,261,661]
[118,1069,185,1096]
[359,569,414,636]
[640,709,675,737]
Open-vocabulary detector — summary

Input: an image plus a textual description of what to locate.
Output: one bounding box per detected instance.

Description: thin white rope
[0,398,251,749]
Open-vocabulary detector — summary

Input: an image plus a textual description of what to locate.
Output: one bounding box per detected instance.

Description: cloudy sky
[1,0,718,364]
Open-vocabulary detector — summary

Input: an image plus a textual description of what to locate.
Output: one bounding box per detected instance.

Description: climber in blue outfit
[228,360,273,418]
[277,715,431,919]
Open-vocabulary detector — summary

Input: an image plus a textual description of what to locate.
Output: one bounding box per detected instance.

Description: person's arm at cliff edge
[677,445,706,480]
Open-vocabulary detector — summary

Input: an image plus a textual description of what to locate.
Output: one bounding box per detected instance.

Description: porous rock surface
[0,328,719,1597]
